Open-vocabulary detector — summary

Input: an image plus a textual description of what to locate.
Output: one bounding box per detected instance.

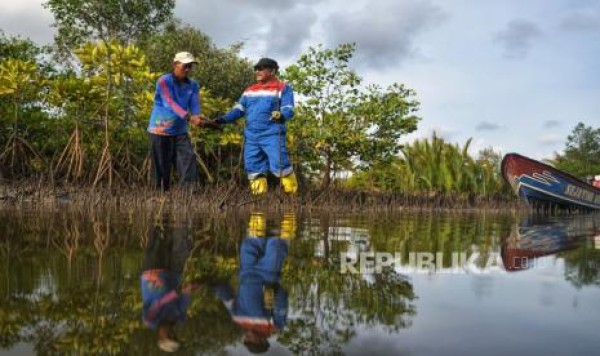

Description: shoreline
[0,182,525,213]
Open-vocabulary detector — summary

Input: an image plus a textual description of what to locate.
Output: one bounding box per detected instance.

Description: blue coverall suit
[221,80,295,180]
[213,236,289,336]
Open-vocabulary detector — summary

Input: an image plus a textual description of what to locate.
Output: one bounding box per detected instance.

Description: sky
[2,0,599,160]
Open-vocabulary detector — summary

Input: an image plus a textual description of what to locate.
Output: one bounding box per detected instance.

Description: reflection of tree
[0,243,242,354]
[0,212,49,349]
[0,298,32,348]
[277,212,525,353]
[11,209,600,354]
[128,305,242,355]
[280,213,417,354]
[281,264,415,355]
[562,245,600,288]
[368,213,515,269]
[36,281,140,354]
[0,209,255,354]
[0,209,531,355]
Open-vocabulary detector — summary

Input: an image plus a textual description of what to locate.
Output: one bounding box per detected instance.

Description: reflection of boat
[501,153,600,210]
[502,215,600,271]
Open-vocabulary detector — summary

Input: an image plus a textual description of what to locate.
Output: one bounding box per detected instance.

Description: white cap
[173,51,197,64]
[595,175,600,180]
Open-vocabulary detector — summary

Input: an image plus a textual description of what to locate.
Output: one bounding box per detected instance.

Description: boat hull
[501,153,600,210]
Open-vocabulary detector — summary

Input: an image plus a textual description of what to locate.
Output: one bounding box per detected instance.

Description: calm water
[0,209,599,355]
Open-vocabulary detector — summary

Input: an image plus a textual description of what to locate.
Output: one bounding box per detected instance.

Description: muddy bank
[0,181,524,213]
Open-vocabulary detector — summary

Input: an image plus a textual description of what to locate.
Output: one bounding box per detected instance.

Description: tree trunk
[320,212,330,260]
[322,152,332,189]
[294,161,307,192]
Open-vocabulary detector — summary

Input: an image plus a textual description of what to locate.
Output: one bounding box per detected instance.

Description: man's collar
[258,78,280,85]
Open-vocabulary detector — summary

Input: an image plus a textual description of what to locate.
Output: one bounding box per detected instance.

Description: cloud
[538,134,563,145]
[176,0,324,60]
[0,0,54,44]
[176,0,263,47]
[263,7,319,57]
[322,0,445,69]
[429,127,460,142]
[475,121,501,131]
[560,13,600,32]
[399,126,462,147]
[493,19,542,59]
[229,0,316,10]
[543,120,561,129]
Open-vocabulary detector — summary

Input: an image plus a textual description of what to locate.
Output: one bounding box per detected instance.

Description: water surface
[0,209,599,355]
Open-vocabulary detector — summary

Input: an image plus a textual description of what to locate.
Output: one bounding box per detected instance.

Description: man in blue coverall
[147,51,205,191]
[213,212,295,353]
[215,58,298,195]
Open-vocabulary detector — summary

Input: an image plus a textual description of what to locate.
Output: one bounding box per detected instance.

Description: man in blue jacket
[213,212,294,353]
[141,221,200,352]
[147,51,205,191]
[215,58,297,195]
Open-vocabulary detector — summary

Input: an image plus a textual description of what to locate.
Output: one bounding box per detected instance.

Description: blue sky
[2,0,599,160]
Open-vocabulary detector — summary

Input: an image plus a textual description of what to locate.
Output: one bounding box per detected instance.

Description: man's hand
[189,114,204,127]
[197,116,224,130]
[190,115,220,130]
[270,111,282,121]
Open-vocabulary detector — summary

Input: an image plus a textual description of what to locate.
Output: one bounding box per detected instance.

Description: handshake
[188,110,283,128]
[188,111,284,130]
[189,115,223,130]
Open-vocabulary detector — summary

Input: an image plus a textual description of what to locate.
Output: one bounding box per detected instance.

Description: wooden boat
[501,153,600,210]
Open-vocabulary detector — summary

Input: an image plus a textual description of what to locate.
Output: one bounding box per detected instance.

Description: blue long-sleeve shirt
[147,73,201,136]
[141,270,191,329]
[222,80,294,139]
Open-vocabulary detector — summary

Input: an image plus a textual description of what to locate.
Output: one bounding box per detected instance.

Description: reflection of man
[140,223,198,353]
[214,213,295,353]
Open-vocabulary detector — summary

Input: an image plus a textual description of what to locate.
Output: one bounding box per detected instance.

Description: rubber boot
[248,212,266,237]
[281,173,298,195]
[250,177,268,195]
[280,213,296,239]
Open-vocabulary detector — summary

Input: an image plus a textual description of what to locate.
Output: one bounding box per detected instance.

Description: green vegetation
[284,43,420,188]
[0,29,511,199]
[550,122,600,179]
[44,0,176,57]
[3,1,586,201]
[347,134,508,196]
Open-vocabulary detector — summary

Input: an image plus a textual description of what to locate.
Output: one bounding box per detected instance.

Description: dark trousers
[143,224,193,273]
[150,134,198,191]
